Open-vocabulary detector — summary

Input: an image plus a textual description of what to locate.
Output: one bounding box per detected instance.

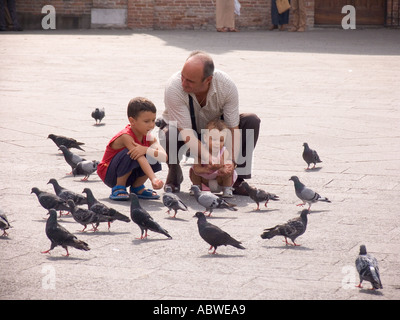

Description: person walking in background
[0,0,23,31]
[289,0,307,32]
[216,0,238,32]
[269,0,290,31]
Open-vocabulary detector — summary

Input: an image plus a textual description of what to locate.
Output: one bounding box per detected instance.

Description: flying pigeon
[261,209,310,246]
[355,245,383,290]
[240,181,279,211]
[302,143,322,170]
[31,187,71,215]
[163,185,188,218]
[42,209,90,256]
[82,188,130,229]
[47,178,87,205]
[289,176,331,210]
[194,212,245,254]
[130,193,172,239]
[0,210,11,237]
[190,185,237,217]
[92,108,105,125]
[67,199,106,232]
[58,145,86,174]
[47,134,85,151]
[72,160,99,181]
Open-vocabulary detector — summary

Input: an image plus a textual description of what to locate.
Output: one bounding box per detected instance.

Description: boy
[97,97,167,201]
[189,119,237,198]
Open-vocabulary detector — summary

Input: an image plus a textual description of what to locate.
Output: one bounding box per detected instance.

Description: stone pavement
[1,28,399,302]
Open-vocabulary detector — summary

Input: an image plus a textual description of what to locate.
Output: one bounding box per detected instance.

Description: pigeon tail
[69,238,90,251]
[260,227,280,239]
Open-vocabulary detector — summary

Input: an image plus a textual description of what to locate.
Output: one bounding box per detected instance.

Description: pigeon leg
[172,210,177,218]
[208,246,217,254]
[291,240,301,246]
[296,202,305,207]
[62,248,70,257]
[79,225,87,232]
[41,248,52,254]
[1,230,9,237]
[264,201,269,208]
[81,176,89,182]
[355,282,363,288]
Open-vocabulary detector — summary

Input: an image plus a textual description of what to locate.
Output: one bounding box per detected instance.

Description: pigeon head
[300,209,310,216]
[303,142,309,148]
[47,178,58,186]
[47,208,58,218]
[66,199,76,209]
[47,134,55,141]
[31,187,41,195]
[190,185,201,194]
[289,176,300,183]
[239,181,249,190]
[359,245,367,255]
[194,212,207,222]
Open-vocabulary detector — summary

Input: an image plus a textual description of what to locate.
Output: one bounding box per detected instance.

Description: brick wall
[15,0,394,30]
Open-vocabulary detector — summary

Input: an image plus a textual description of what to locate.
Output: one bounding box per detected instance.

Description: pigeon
[58,145,86,174]
[42,209,90,256]
[240,181,279,211]
[190,185,237,217]
[355,245,383,290]
[302,142,322,170]
[163,185,188,218]
[47,134,85,151]
[66,199,106,232]
[130,193,172,239]
[47,178,87,206]
[0,210,11,237]
[261,209,310,246]
[289,176,331,210]
[72,160,99,181]
[31,187,71,214]
[194,212,245,254]
[92,108,105,125]
[82,188,130,229]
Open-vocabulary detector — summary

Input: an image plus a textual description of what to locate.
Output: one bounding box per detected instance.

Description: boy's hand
[127,141,148,160]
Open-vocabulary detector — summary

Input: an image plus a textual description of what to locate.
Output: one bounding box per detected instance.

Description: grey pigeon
[47,178,87,205]
[92,107,105,125]
[83,188,130,229]
[72,160,99,181]
[130,193,172,239]
[42,209,90,256]
[0,210,11,237]
[194,212,245,254]
[289,176,331,210]
[261,209,310,246]
[240,181,279,211]
[58,145,86,174]
[163,185,188,218]
[302,142,322,170]
[31,187,71,214]
[355,245,383,290]
[190,185,237,217]
[48,134,85,151]
[67,199,107,232]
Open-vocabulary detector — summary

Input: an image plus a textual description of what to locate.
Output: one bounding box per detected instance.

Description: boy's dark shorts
[104,148,162,188]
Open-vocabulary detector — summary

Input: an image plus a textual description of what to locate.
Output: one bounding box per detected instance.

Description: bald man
[161,51,260,195]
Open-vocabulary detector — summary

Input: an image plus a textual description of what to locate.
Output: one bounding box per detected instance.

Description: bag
[276,0,291,14]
